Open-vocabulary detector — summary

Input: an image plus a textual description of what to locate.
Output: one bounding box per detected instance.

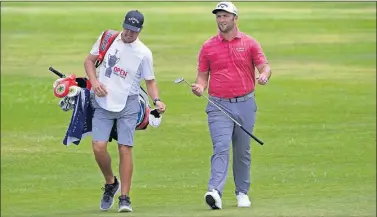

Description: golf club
[49,66,93,89]
[174,77,264,145]
[49,66,66,78]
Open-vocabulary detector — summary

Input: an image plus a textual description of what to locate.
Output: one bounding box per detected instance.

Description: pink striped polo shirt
[198,30,268,98]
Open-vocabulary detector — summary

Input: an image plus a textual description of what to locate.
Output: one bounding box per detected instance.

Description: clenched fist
[257,73,269,85]
[191,83,204,96]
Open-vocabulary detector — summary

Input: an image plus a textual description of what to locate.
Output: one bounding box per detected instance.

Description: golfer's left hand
[257,73,269,85]
[155,101,166,114]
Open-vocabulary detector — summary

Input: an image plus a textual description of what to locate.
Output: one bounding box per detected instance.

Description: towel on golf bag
[63,88,121,146]
[63,88,94,146]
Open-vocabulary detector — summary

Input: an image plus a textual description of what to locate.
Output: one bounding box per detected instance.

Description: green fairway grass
[1,2,376,217]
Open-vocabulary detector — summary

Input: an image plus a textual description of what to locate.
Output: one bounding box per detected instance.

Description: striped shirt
[198,30,268,98]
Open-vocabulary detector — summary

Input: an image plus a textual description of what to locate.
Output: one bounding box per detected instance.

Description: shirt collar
[217,28,242,41]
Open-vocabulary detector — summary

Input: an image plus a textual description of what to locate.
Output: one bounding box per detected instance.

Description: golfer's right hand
[191,83,204,97]
[91,80,108,97]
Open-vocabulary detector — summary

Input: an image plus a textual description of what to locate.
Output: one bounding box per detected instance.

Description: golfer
[191,1,272,209]
[84,10,166,212]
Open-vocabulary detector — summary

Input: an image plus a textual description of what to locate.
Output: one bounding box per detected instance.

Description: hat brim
[122,23,142,32]
[212,9,237,15]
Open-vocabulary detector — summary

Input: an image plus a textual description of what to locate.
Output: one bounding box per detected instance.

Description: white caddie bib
[95,42,144,112]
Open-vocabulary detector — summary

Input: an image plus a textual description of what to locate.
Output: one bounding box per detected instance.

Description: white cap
[212,2,238,16]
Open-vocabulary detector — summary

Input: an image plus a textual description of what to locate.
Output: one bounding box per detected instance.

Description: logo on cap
[123,10,144,32]
[218,3,228,8]
[212,2,237,15]
[128,17,140,24]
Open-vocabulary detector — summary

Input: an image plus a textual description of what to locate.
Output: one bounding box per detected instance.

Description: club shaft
[240,126,264,145]
[183,80,191,86]
[203,95,241,126]
[182,79,263,145]
[205,96,263,145]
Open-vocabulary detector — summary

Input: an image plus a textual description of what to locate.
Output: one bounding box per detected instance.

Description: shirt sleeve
[140,49,155,81]
[197,44,210,73]
[250,39,268,66]
[89,32,105,56]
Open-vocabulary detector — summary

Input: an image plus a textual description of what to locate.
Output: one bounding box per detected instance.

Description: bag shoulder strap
[95,29,120,68]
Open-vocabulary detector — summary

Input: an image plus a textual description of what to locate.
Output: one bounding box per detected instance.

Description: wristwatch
[153,98,161,106]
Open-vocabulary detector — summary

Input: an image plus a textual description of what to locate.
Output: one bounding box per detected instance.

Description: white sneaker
[118,195,133,212]
[236,192,251,208]
[204,189,222,210]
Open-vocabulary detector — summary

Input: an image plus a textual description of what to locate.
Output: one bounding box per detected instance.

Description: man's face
[121,28,140,43]
[216,11,237,33]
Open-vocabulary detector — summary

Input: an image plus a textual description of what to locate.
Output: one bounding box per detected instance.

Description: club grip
[240,126,264,145]
[49,66,66,78]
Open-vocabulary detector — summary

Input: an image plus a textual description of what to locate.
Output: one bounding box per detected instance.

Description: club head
[174,77,185,84]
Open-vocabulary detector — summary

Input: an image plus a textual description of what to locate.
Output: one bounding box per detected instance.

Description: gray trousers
[205,92,257,196]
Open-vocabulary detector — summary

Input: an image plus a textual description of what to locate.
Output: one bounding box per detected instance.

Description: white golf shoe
[204,189,222,210]
[236,192,251,208]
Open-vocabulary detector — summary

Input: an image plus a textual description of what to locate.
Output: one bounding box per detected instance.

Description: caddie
[83,9,166,212]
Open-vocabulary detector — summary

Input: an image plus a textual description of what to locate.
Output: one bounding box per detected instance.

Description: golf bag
[52,72,162,131]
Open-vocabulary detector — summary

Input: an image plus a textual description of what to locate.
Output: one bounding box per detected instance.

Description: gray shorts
[91,94,140,146]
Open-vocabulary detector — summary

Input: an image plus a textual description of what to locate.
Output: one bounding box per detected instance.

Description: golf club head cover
[53,74,82,98]
[149,109,162,128]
